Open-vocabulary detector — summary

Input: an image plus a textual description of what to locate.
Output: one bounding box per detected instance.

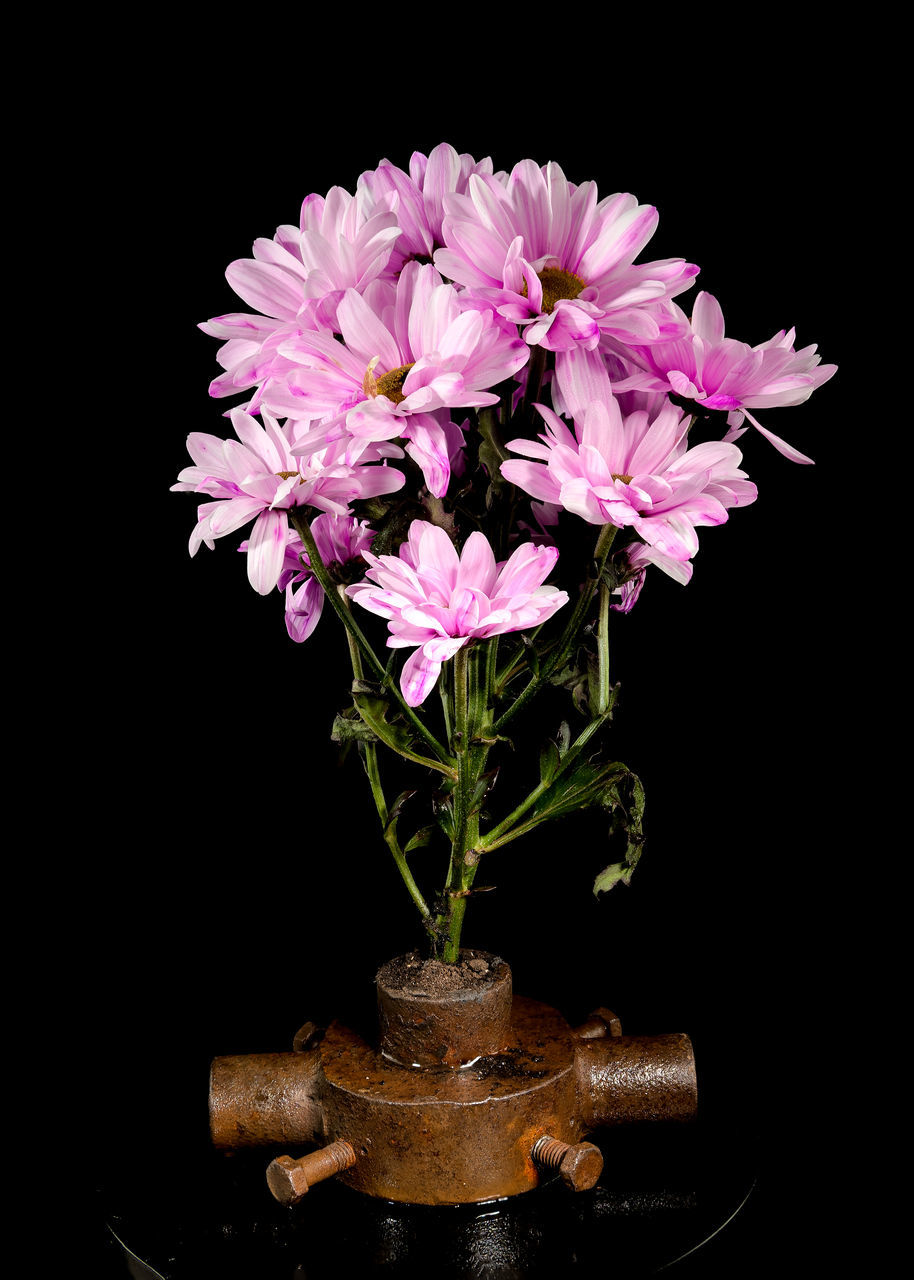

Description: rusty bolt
[572,1007,622,1040]
[266,1139,357,1205]
[292,1020,324,1053]
[531,1135,603,1192]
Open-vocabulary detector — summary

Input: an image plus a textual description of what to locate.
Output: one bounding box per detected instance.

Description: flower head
[280,514,376,643]
[612,292,837,463]
[358,143,495,265]
[501,386,756,569]
[347,521,569,705]
[274,261,528,496]
[199,182,401,408]
[171,407,404,594]
[434,160,698,352]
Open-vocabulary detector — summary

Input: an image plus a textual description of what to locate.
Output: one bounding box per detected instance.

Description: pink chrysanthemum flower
[269,262,528,496]
[199,184,401,407]
[611,292,837,463]
[609,542,693,614]
[434,160,698,353]
[359,143,496,265]
[347,521,569,706]
[501,392,756,568]
[171,407,404,595]
[279,514,375,644]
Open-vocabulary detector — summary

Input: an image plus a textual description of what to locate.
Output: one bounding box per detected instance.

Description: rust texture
[266,1140,357,1205]
[574,1032,698,1128]
[208,950,699,1206]
[209,1051,323,1150]
[572,1007,623,1040]
[317,993,582,1205]
[532,1135,604,1191]
[376,949,513,1067]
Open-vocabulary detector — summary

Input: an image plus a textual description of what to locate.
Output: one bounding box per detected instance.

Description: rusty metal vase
[209,948,698,1207]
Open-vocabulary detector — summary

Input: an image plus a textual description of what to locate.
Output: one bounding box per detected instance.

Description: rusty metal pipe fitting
[376,950,513,1068]
[209,1051,324,1150]
[574,1033,698,1128]
[208,952,699,1206]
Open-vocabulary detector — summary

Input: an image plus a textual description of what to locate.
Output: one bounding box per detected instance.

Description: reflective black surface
[97,1115,760,1279]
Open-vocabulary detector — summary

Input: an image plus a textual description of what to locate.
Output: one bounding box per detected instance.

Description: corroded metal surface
[209,1051,323,1150]
[320,995,581,1204]
[266,1140,357,1205]
[376,949,513,1067]
[208,951,699,1205]
[574,1033,698,1128]
[532,1135,604,1191]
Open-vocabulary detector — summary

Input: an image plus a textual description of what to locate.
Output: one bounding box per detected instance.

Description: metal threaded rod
[532,1136,571,1168]
[266,1139,357,1205]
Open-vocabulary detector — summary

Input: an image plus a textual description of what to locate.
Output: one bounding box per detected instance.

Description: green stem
[337,587,432,922]
[492,523,618,734]
[436,643,494,962]
[596,574,611,716]
[519,345,548,428]
[478,699,616,853]
[290,511,451,764]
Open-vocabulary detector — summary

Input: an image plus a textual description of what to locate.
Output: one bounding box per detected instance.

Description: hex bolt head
[266,1155,312,1205]
[266,1139,357,1206]
[557,1142,604,1191]
[532,1135,604,1192]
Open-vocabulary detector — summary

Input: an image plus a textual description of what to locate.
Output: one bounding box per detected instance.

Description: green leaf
[525,755,633,825]
[404,825,436,854]
[477,407,509,493]
[432,792,456,841]
[539,739,560,785]
[593,861,635,894]
[593,770,646,896]
[331,708,379,743]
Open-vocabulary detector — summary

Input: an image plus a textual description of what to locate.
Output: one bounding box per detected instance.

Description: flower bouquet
[172,144,836,1204]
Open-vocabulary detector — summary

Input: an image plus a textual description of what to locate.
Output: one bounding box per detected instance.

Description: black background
[79,30,863,1275]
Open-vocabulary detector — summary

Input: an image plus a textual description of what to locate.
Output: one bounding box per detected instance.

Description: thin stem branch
[336,586,432,921]
[492,523,617,734]
[290,512,451,764]
[478,693,618,853]
[596,575,611,716]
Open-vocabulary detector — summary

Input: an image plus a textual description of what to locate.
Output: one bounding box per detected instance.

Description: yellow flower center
[612,473,633,484]
[363,358,416,405]
[275,470,300,481]
[527,265,588,313]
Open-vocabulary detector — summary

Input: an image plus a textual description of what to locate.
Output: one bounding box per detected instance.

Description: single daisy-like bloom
[358,143,496,266]
[501,391,756,567]
[434,160,698,353]
[279,514,376,644]
[199,182,402,407]
[347,521,569,706]
[171,407,404,595]
[271,261,528,496]
[611,292,837,463]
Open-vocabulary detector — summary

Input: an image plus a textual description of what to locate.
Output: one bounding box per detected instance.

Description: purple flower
[171,407,404,595]
[280,515,376,644]
[501,383,756,568]
[608,542,693,613]
[612,292,837,463]
[358,143,495,265]
[347,521,569,706]
[274,261,528,496]
[199,182,401,406]
[434,160,698,352]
